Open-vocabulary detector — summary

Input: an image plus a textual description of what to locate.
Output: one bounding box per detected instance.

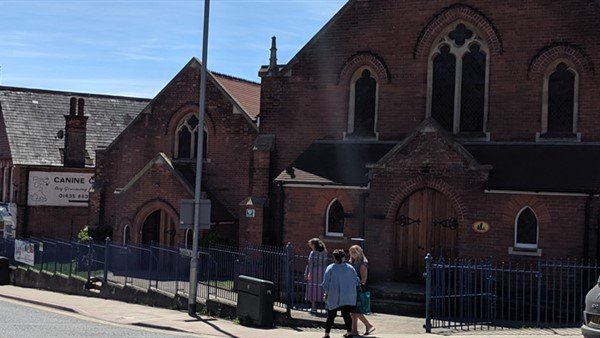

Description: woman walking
[321,249,359,338]
[349,245,375,336]
[304,238,328,312]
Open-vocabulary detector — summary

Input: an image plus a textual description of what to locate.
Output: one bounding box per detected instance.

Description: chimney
[64,97,88,167]
[268,36,279,75]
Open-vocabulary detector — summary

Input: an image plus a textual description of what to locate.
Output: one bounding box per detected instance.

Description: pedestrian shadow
[189,314,240,338]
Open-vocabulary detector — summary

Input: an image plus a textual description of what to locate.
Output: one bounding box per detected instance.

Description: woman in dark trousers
[321,249,359,338]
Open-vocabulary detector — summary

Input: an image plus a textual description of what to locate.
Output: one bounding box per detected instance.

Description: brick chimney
[64,97,88,167]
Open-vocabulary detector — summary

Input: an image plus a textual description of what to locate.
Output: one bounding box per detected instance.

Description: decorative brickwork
[413,3,503,59]
[528,43,595,80]
[338,52,391,84]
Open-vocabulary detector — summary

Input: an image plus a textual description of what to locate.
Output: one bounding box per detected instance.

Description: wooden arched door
[141,209,175,247]
[395,188,458,281]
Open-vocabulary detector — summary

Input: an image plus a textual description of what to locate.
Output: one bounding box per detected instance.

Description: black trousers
[325,305,353,333]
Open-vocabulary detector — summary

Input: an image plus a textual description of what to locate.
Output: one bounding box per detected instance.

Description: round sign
[472,221,490,233]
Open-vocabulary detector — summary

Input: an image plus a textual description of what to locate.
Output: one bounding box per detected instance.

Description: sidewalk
[0,285,582,338]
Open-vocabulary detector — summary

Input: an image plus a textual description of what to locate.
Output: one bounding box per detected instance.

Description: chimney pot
[69,97,77,116]
[77,98,85,116]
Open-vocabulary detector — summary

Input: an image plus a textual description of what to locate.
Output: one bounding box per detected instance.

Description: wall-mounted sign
[27,171,94,207]
[472,221,490,233]
[246,209,256,218]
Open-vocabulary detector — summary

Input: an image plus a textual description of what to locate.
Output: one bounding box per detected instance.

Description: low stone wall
[9,267,328,328]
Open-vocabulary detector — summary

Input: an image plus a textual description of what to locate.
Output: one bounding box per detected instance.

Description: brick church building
[252,0,600,281]
[4,0,600,282]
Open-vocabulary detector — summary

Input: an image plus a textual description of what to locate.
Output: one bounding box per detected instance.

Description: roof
[276,140,398,186]
[0,86,150,166]
[464,143,600,194]
[212,72,260,118]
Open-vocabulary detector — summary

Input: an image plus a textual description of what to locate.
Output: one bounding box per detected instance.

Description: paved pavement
[0,286,583,337]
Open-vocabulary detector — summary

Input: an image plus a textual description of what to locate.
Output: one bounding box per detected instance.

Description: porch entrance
[141,209,176,247]
[395,188,458,281]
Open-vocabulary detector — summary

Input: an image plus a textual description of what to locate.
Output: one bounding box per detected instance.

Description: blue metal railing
[0,236,333,315]
[425,254,600,331]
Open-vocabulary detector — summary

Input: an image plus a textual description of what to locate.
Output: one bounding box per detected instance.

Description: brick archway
[413,3,503,59]
[132,198,179,245]
[527,43,594,80]
[385,177,468,225]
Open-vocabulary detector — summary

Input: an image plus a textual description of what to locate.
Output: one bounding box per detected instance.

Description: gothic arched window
[348,67,378,138]
[326,199,345,237]
[123,224,131,245]
[428,23,489,135]
[185,228,193,249]
[542,61,578,137]
[175,114,208,159]
[515,207,538,249]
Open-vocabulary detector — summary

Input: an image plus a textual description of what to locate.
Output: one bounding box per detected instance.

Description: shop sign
[27,171,94,207]
[472,221,490,233]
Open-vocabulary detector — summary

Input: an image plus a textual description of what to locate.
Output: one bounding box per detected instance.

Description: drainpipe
[584,193,597,261]
[9,166,15,203]
[359,192,369,239]
[1,166,7,202]
[278,182,285,245]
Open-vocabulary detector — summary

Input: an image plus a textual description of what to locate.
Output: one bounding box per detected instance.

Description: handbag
[355,287,371,314]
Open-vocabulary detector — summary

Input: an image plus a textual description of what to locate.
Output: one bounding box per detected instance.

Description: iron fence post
[103,238,110,283]
[536,257,542,326]
[425,253,432,333]
[69,242,73,277]
[87,239,92,281]
[175,250,179,295]
[285,242,293,317]
[39,242,44,272]
[147,247,153,291]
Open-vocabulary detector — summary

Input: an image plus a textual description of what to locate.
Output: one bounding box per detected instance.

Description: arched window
[123,224,131,245]
[185,228,193,249]
[348,67,378,138]
[174,114,207,159]
[427,23,489,135]
[515,207,538,249]
[326,199,345,237]
[541,61,578,137]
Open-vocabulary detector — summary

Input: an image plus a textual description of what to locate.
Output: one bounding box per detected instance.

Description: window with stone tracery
[427,23,489,136]
[174,114,207,159]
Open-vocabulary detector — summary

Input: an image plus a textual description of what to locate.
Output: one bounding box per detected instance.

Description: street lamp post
[189,0,210,317]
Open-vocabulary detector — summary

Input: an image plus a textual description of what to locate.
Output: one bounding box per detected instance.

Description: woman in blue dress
[321,249,359,338]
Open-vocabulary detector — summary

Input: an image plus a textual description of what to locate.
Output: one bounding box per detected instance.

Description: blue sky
[1,0,347,98]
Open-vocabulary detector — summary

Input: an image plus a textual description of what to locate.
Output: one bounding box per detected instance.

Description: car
[583,276,600,337]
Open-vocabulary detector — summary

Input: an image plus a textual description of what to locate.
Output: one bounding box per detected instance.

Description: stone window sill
[536,132,581,142]
[320,235,347,243]
[508,246,542,257]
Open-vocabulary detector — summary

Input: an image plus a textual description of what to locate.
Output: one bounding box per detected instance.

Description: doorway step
[369,282,425,317]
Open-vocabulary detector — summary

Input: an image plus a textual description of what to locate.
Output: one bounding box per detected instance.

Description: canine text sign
[27,171,94,207]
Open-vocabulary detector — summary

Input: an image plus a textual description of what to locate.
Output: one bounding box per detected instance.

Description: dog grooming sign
[27,171,94,207]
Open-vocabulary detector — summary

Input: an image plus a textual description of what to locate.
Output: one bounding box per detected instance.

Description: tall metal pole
[189,0,210,317]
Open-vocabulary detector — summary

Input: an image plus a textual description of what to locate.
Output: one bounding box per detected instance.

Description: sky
[1,0,347,98]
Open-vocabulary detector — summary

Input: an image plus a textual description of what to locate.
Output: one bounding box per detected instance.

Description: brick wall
[258,0,597,280]
[93,61,258,245]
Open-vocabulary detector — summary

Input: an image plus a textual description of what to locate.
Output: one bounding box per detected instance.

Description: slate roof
[275,140,398,186]
[0,86,150,166]
[212,72,260,119]
[464,143,600,194]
